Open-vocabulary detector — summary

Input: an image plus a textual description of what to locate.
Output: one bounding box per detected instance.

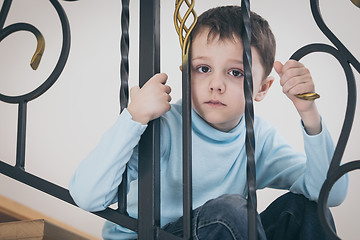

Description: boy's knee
[261,192,336,238]
[196,194,266,239]
[203,194,248,220]
[197,194,247,226]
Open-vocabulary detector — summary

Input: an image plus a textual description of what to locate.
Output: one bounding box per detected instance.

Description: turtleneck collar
[191,108,245,143]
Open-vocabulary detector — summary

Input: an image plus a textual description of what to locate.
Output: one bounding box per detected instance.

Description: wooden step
[0,219,89,240]
[0,195,98,240]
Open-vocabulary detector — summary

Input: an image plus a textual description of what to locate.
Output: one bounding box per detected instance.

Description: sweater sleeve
[255,117,348,207]
[69,109,147,211]
[291,119,348,207]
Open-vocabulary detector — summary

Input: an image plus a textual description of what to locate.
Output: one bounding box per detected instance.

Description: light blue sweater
[69,101,347,239]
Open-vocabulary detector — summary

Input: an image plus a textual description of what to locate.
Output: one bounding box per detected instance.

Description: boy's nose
[209,77,226,93]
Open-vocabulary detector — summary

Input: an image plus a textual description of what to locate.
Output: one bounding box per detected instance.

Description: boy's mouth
[205,100,226,107]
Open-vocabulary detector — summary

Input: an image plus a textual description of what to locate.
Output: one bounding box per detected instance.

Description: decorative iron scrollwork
[290,0,359,239]
[0,0,72,170]
[0,0,71,104]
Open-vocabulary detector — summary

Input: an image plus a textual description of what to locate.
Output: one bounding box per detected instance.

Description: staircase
[0,195,97,240]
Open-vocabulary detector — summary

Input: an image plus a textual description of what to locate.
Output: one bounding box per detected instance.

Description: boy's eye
[229,69,243,77]
[197,66,210,73]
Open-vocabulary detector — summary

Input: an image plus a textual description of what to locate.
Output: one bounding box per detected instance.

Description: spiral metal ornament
[118,0,130,215]
[174,0,197,57]
[240,1,257,239]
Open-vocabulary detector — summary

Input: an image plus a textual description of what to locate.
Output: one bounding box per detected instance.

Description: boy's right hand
[127,73,172,125]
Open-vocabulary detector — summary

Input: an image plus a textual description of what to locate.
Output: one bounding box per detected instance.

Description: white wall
[0,0,359,239]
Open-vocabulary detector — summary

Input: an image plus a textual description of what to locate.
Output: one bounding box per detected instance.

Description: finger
[130,86,140,97]
[281,59,304,73]
[288,83,315,97]
[161,89,172,102]
[164,85,172,94]
[146,73,168,86]
[273,61,283,76]
[282,76,307,94]
[279,67,310,86]
[155,73,168,84]
[165,102,171,112]
[283,77,314,96]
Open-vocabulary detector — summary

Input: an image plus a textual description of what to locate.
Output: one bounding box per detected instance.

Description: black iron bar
[318,160,360,240]
[118,0,130,216]
[15,101,27,170]
[0,160,138,232]
[118,168,128,215]
[137,0,161,239]
[119,0,130,113]
[182,50,193,240]
[310,0,360,73]
[240,0,257,239]
[0,0,11,29]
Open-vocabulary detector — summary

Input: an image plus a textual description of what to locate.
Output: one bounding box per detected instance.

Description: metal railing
[0,0,359,240]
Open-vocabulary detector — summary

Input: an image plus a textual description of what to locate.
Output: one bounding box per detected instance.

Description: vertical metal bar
[119,0,130,113]
[16,101,27,170]
[138,0,161,239]
[118,0,130,215]
[182,50,192,240]
[173,2,196,238]
[241,0,257,239]
[118,168,128,214]
[0,0,12,30]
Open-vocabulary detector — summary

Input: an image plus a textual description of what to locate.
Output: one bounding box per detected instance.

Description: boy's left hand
[274,60,321,135]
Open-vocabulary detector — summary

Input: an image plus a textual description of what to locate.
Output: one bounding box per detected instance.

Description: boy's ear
[179,65,182,71]
[254,76,274,102]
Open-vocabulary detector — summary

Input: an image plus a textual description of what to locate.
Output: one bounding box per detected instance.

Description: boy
[70,6,347,240]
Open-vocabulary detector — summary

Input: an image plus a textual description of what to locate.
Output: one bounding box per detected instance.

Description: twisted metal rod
[118,0,130,216]
[240,1,257,239]
[120,0,130,113]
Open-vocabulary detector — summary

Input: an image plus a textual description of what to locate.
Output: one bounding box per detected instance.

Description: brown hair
[191,6,276,77]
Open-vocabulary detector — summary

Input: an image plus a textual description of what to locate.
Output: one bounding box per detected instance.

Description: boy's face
[190,29,273,132]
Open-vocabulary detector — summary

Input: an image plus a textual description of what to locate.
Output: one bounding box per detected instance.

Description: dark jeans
[162,192,335,240]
